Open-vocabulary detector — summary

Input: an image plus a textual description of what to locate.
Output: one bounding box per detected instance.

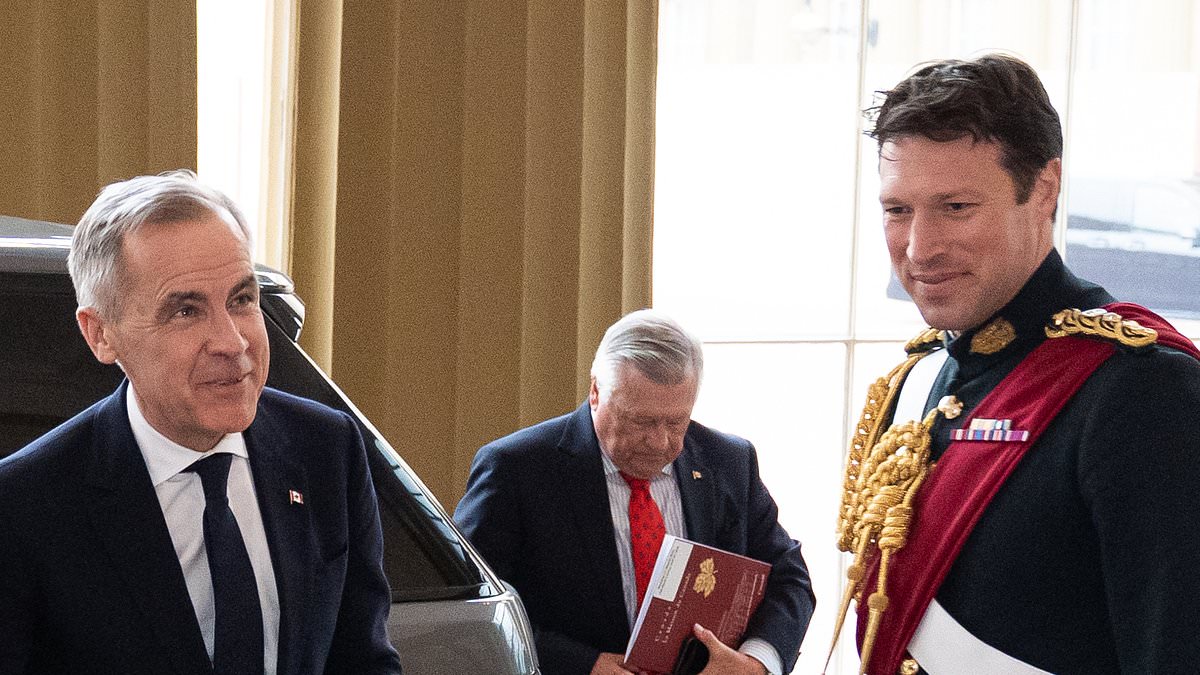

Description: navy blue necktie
[186,453,264,675]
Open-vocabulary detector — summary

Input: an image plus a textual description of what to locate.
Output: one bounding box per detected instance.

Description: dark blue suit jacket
[0,383,402,675]
[455,402,815,675]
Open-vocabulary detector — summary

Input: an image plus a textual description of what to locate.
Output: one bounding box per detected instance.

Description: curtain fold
[1,0,656,509]
[0,0,196,226]
[293,0,659,505]
[290,0,344,369]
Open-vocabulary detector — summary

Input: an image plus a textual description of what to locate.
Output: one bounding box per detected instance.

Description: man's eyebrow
[228,275,259,300]
[881,190,981,205]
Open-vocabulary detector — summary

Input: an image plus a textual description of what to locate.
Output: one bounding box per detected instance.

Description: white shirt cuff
[738,637,783,674]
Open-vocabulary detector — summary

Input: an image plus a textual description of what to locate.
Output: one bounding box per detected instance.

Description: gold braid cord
[1045,307,1157,348]
[825,334,946,675]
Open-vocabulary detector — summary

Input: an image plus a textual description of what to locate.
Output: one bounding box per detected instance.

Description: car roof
[0,214,72,239]
[0,215,74,275]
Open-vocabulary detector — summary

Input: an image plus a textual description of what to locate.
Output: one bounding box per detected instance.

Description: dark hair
[865,53,1062,204]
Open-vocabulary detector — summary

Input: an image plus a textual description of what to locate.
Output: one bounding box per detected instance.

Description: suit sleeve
[324,413,404,675]
[739,441,815,674]
[1078,349,1200,673]
[455,443,605,675]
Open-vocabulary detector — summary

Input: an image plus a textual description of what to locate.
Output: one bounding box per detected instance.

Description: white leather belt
[908,600,1053,674]
[893,348,947,424]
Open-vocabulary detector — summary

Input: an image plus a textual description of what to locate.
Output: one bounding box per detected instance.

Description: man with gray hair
[456,309,814,675]
[0,171,401,674]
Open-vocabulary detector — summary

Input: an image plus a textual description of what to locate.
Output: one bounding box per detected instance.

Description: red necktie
[621,472,666,611]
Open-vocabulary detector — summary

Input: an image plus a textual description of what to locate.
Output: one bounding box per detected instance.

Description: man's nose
[206,310,250,354]
[647,424,673,451]
[905,210,947,265]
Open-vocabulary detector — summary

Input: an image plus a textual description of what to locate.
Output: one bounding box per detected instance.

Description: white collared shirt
[126,386,280,674]
[600,452,782,674]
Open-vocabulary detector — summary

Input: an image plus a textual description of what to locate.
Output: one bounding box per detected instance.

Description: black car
[0,214,539,674]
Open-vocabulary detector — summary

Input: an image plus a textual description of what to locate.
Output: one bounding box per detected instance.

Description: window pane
[1063,1,1200,335]
[654,0,861,341]
[197,0,271,261]
[688,342,847,674]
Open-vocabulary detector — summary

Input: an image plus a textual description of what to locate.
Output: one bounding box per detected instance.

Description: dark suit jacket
[0,382,402,675]
[454,402,815,675]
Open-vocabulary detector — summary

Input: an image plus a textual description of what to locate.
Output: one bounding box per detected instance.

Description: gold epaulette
[904,327,945,354]
[1045,308,1157,348]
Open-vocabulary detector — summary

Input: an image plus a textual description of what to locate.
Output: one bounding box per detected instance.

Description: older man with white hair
[0,171,401,675]
[456,309,815,675]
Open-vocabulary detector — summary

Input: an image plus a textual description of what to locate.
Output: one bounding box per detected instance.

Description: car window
[0,272,124,456]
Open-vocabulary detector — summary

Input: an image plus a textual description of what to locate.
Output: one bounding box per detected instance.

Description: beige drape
[289,0,658,505]
[0,0,655,508]
[0,0,196,225]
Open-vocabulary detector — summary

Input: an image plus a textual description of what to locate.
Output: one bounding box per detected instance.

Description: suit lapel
[557,403,631,636]
[244,396,311,675]
[674,435,715,545]
[82,383,212,675]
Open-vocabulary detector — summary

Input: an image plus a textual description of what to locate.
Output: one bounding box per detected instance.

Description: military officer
[829,53,1200,675]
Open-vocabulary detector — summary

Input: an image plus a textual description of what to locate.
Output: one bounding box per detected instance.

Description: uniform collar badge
[969,317,1017,355]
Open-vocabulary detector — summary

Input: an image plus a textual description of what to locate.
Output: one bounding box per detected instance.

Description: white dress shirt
[600,452,782,674]
[127,386,280,674]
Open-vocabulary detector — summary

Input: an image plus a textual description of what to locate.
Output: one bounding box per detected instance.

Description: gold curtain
[0,0,196,226]
[289,0,658,505]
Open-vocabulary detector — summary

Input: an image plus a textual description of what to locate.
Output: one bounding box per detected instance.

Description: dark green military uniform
[906,249,1200,674]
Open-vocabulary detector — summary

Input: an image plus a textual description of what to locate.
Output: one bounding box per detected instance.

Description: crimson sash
[856,304,1199,674]
[1106,303,1200,360]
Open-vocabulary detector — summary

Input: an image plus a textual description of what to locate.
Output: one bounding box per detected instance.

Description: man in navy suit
[455,310,815,675]
[0,172,402,674]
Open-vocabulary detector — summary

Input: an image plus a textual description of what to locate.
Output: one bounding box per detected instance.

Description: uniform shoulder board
[904,327,945,354]
[1045,307,1158,348]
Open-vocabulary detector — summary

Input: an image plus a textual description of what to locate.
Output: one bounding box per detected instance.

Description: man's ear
[1035,157,1063,220]
[588,377,600,410]
[76,307,119,365]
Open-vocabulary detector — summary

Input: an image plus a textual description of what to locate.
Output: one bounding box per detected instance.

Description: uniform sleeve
[324,414,403,674]
[1077,348,1200,673]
